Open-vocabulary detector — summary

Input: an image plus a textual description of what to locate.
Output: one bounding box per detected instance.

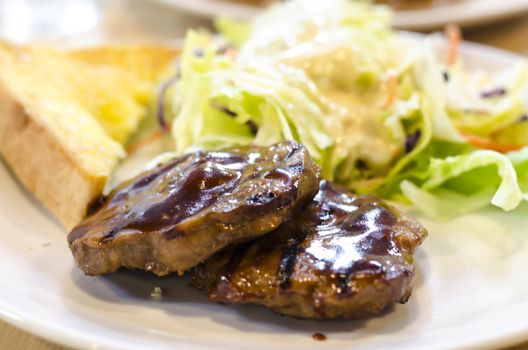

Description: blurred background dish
[151,0,528,30]
[0,0,210,46]
[1,0,528,47]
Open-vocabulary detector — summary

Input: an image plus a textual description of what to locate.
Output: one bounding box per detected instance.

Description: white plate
[152,0,528,30]
[1,39,528,350]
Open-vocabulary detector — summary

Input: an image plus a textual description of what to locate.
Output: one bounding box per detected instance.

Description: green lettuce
[399,149,527,219]
[379,37,528,218]
[507,147,528,198]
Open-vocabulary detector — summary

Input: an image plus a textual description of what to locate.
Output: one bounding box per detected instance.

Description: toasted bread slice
[69,46,178,83]
[0,42,178,229]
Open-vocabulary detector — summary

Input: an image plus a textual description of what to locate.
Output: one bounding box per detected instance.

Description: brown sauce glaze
[68,142,318,246]
[312,332,327,341]
[68,141,322,277]
[195,180,427,319]
[289,181,404,291]
[69,152,243,244]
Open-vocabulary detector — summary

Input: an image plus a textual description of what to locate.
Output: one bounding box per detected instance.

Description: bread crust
[0,43,179,230]
[0,80,106,230]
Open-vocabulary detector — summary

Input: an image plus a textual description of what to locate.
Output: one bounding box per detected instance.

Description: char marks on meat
[191,181,427,319]
[68,141,320,276]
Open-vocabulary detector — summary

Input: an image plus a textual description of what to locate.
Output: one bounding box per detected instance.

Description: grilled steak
[68,141,320,276]
[192,181,427,319]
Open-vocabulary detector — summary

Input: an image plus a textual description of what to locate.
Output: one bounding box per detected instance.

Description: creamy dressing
[239,12,406,178]
[278,44,402,175]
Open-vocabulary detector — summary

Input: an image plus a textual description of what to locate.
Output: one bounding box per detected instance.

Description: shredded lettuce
[214,17,251,48]
[446,61,528,137]
[169,30,332,165]
[160,0,528,219]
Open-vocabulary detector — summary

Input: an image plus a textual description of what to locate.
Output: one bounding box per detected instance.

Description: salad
[154,0,528,219]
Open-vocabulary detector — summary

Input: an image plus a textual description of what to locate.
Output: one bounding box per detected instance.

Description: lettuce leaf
[507,147,528,198]
[399,149,525,219]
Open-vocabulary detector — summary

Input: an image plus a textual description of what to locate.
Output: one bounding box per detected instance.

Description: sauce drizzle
[312,332,327,341]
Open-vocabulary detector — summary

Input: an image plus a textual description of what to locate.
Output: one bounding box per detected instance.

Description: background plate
[151,0,528,30]
[1,38,528,350]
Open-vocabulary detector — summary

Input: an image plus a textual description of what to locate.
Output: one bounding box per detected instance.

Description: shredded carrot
[384,71,398,108]
[126,129,169,154]
[445,24,461,66]
[462,133,523,153]
[224,48,238,61]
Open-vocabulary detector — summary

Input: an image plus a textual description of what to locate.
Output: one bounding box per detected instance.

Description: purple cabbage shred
[480,87,506,99]
[156,71,180,131]
[405,129,421,153]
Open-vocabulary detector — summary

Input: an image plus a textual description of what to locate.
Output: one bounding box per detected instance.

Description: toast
[0,42,178,230]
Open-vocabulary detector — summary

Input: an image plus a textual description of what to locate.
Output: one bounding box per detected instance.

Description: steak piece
[68,141,320,276]
[192,181,427,319]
